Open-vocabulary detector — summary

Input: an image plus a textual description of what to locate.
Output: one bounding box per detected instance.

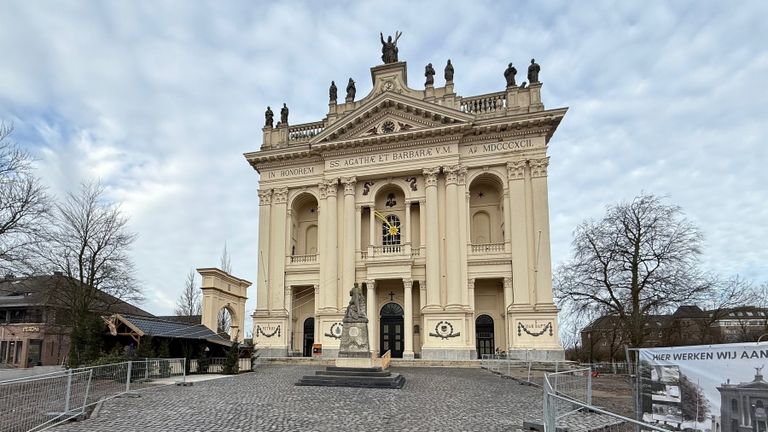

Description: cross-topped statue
[380,31,402,64]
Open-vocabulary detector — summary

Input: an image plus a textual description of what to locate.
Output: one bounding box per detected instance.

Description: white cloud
[0,0,766,333]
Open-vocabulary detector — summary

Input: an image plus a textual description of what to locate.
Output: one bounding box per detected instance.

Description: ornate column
[467,278,476,352]
[503,190,512,252]
[365,279,376,355]
[317,182,329,311]
[403,278,414,359]
[368,206,375,257]
[457,167,469,307]
[530,157,553,306]
[418,199,426,254]
[269,187,289,315]
[506,161,531,305]
[341,177,356,307]
[324,179,339,311]
[444,166,462,309]
[423,167,441,310]
[285,285,293,352]
[503,277,513,351]
[256,189,272,312]
[355,204,362,260]
[404,200,412,245]
[313,284,320,340]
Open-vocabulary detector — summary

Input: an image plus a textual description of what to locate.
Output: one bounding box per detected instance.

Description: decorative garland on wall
[517,322,553,337]
[429,321,461,339]
[323,322,343,340]
[256,325,281,338]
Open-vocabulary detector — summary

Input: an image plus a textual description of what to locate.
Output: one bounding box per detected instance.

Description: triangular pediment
[310,92,474,146]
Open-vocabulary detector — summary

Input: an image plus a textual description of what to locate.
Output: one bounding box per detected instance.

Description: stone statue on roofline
[346,78,356,102]
[264,106,274,128]
[424,63,435,86]
[444,59,454,82]
[280,103,289,126]
[329,81,337,104]
[380,31,402,64]
[504,63,517,87]
[528,58,540,83]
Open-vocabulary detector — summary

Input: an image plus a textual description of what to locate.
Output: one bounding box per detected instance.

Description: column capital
[313,284,320,294]
[457,166,468,186]
[325,178,340,190]
[364,279,376,289]
[258,189,273,205]
[506,160,526,180]
[468,278,475,289]
[403,278,413,289]
[444,165,461,185]
[286,208,293,216]
[418,198,426,206]
[318,182,328,199]
[272,187,288,204]
[529,157,550,178]
[355,204,363,211]
[341,176,357,195]
[503,277,513,290]
[422,167,440,187]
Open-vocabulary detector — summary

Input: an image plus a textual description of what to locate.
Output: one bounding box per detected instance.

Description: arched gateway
[198,268,251,342]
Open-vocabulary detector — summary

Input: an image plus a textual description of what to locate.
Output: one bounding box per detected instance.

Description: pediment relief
[310,92,474,145]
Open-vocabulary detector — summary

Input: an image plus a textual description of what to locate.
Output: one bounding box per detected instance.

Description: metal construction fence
[0,358,186,432]
[479,354,579,386]
[542,368,666,432]
[188,357,253,374]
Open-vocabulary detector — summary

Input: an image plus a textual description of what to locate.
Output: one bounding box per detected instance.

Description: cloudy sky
[0,1,766,328]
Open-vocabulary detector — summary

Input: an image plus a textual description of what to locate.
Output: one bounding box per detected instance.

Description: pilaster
[341,177,357,306]
[529,157,554,307]
[403,278,414,359]
[256,189,272,312]
[365,279,376,356]
[506,160,531,305]
[323,179,339,312]
[444,165,462,310]
[423,167,441,310]
[269,187,288,316]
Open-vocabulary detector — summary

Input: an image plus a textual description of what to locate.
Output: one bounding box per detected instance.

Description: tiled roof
[119,314,230,346]
[155,315,202,325]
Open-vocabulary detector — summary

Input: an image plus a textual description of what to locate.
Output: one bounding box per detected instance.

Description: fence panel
[0,358,186,432]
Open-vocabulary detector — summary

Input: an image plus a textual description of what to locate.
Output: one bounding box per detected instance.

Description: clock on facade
[381,120,396,133]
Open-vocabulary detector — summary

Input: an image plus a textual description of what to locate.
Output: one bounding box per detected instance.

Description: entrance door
[302,317,314,357]
[476,315,495,357]
[380,303,404,358]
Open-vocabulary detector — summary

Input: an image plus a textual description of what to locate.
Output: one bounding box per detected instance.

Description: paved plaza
[55,365,541,431]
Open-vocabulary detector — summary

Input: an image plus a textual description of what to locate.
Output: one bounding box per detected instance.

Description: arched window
[381,214,401,246]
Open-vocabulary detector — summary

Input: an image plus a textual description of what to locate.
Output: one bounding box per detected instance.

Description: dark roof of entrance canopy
[105,313,231,347]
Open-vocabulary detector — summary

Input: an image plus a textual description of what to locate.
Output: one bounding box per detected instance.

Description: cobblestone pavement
[55,365,543,432]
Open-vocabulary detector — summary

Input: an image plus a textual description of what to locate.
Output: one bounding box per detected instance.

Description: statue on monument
[424,63,435,86]
[343,283,367,323]
[280,103,289,125]
[528,58,540,83]
[329,81,337,103]
[264,106,274,128]
[504,63,517,87]
[346,78,356,101]
[380,31,402,64]
[444,59,454,82]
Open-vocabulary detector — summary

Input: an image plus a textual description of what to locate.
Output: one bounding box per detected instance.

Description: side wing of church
[245,51,566,360]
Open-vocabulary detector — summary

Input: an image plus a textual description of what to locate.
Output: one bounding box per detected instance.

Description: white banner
[638,342,768,432]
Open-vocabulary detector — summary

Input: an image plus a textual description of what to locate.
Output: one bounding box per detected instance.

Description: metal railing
[479,354,576,386]
[0,358,186,432]
[542,369,666,432]
[188,357,252,374]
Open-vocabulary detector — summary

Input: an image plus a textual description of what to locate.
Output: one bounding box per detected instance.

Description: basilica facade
[246,52,566,360]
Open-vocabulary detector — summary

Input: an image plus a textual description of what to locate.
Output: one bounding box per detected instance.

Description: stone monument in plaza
[296,283,405,388]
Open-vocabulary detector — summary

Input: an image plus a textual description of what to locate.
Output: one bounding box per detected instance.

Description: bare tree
[174,268,201,316]
[220,242,232,274]
[39,181,141,365]
[217,308,232,338]
[555,193,710,348]
[0,123,50,274]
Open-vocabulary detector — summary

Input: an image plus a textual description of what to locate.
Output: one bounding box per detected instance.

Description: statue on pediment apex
[380,31,402,64]
[424,63,435,86]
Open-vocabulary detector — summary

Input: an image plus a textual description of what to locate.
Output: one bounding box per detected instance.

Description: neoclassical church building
[246,41,567,360]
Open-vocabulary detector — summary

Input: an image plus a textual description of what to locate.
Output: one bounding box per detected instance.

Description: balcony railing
[288,254,318,264]
[373,245,402,254]
[460,92,507,114]
[470,242,506,254]
[288,121,325,142]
